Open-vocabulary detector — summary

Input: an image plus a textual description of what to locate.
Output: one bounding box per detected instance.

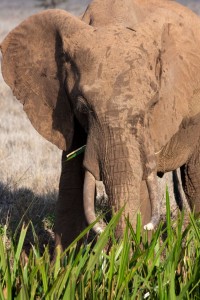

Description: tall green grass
[0,190,199,299]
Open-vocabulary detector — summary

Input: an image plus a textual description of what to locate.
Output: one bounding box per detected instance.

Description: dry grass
[0,0,198,248]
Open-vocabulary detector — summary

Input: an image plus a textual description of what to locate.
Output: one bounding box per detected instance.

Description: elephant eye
[76,96,90,114]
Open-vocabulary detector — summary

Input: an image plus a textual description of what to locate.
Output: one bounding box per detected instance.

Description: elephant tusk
[154,147,163,156]
[83,170,104,234]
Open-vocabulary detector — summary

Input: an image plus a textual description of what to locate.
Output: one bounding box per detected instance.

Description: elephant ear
[1,9,91,150]
[151,22,200,151]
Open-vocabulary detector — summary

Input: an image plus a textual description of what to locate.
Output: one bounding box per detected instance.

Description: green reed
[0,189,199,299]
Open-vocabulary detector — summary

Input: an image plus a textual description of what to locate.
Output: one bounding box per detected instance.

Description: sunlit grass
[0,190,199,299]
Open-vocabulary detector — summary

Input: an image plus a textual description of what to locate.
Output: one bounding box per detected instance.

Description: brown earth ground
[0,0,199,248]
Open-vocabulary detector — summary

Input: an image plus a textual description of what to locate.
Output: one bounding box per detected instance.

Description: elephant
[1,0,200,250]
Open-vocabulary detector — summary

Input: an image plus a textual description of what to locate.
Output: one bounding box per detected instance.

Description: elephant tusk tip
[143,222,155,231]
[93,225,104,235]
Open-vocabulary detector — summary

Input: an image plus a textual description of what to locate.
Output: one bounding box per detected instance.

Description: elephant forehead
[80,33,158,106]
[93,26,151,60]
[80,28,157,86]
[81,66,157,117]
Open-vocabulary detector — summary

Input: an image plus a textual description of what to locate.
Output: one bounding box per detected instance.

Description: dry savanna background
[0,0,199,247]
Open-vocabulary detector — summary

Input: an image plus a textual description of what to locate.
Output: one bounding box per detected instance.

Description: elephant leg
[54,120,86,251]
[181,139,200,214]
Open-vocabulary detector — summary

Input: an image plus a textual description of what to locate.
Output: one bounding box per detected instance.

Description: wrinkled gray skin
[1,0,200,251]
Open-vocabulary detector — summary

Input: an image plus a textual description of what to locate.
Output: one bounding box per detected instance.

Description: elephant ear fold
[1,10,89,150]
[160,23,200,118]
[150,22,200,150]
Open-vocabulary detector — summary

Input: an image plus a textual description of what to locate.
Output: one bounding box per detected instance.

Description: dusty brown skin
[1,0,200,249]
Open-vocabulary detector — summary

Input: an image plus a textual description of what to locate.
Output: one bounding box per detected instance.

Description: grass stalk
[0,190,199,299]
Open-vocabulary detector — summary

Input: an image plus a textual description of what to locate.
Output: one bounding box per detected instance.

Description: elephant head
[2,1,200,244]
[1,8,157,236]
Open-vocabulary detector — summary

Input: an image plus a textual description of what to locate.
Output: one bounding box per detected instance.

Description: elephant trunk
[103,157,143,236]
[86,125,145,235]
[83,165,143,236]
